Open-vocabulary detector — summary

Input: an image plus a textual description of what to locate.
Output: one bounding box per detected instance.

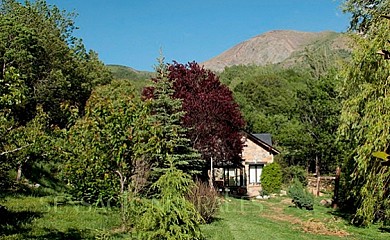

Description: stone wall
[242,137,273,163]
[307,176,335,196]
[242,137,274,197]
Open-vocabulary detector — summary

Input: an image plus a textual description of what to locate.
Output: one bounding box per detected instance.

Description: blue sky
[46,0,350,71]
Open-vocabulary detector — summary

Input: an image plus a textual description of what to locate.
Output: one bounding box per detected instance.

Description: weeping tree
[338,3,390,225]
[343,0,390,34]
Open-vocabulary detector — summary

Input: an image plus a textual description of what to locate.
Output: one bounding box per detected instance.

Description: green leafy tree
[0,0,111,127]
[342,0,390,34]
[338,9,390,225]
[219,66,312,168]
[220,57,343,175]
[0,67,28,187]
[296,70,342,174]
[0,0,111,188]
[62,80,154,204]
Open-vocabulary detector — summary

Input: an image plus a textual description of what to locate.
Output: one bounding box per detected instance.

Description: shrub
[261,162,283,194]
[186,180,221,223]
[288,178,314,210]
[283,165,308,186]
[132,163,204,239]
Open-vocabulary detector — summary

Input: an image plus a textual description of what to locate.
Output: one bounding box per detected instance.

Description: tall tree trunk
[16,162,22,182]
[332,167,341,209]
[209,157,214,188]
[315,155,320,197]
[16,157,28,182]
[115,170,127,228]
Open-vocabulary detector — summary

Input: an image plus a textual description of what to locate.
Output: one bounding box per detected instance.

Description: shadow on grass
[328,208,353,221]
[2,162,68,197]
[31,228,94,240]
[329,208,390,234]
[21,162,68,196]
[379,226,390,233]
[221,192,251,201]
[0,206,97,239]
[208,216,224,224]
[0,206,43,237]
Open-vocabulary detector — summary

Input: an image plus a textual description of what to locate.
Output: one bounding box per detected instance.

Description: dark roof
[253,133,272,146]
[242,130,280,155]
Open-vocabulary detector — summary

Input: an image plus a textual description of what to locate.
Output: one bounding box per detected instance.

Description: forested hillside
[219,63,342,175]
[106,65,153,95]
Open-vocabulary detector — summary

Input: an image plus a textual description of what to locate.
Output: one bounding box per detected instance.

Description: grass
[1,193,390,239]
[201,196,390,240]
[0,194,123,239]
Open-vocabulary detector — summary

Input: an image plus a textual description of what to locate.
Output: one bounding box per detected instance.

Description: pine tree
[132,58,204,239]
[145,57,202,178]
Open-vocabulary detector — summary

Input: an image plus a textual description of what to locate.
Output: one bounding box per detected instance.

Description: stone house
[213,131,280,197]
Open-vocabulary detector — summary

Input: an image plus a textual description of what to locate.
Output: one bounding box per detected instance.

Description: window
[249,165,263,184]
[224,168,243,186]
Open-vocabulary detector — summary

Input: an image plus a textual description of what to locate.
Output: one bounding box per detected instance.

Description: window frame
[249,164,263,185]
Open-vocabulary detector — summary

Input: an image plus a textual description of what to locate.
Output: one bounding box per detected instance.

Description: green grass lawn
[0,194,124,239]
[1,194,390,239]
[201,196,390,240]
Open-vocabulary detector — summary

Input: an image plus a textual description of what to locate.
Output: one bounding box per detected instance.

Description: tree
[129,60,204,237]
[219,58,343,175]
[0,0,111,188]
[133,157,203,240]
[144,61,245,174]
[61,80,154,204]
[0,0,111,127]
[0,67,28,188]
[338,8,390,225]
[296,70,342,174]
[342,0,390,34]
[143,59,202,178]
[219,65,312,169]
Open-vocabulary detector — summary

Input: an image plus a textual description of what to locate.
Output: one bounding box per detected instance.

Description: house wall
[242,137,274,197]
[242,138,274,163]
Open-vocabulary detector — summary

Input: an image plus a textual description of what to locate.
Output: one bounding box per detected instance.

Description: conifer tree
[145,57,202,178]
[132,58,204,239]
[134,156,203,240]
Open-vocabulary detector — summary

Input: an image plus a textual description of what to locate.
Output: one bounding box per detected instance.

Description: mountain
[106,65,154,95]
[201,30,351,72]
[107,64,153,81]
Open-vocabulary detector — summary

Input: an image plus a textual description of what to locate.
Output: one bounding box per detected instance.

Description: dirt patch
[300,218,350,237]
[280,198,294,205]
[259,199,350,237]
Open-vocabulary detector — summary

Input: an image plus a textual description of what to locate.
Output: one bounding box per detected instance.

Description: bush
[261,162,283,194]
[283,165,308,186]
[288,178,314,210]
[186,180,221,223]
[132,164,204,239]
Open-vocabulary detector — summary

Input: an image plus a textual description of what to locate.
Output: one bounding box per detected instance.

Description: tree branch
[0,144,31,156]
[115,170,127,194]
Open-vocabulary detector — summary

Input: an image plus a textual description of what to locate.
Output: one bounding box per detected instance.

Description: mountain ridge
[201,30,350,72]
